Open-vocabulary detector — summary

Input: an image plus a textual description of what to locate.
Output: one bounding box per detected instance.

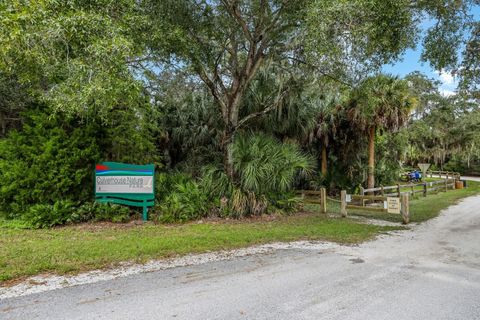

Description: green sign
[95,162,155,221]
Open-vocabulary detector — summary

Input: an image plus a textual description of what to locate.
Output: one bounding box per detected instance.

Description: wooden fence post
[360,186,365,196]
[320,187,327,214]
[340,190,347,217]
[380,185,384,196]
[445,175,448,192]
[401,193,409,224]
[423,182,427,197]
[397,184,401,197]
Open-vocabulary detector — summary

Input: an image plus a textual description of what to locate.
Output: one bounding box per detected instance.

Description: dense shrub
[0,109,102,217]
[153,173,211,223]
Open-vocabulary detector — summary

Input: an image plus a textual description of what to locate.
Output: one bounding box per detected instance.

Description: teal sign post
[95,162,155,221]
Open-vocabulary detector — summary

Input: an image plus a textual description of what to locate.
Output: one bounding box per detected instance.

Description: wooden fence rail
[427,170,461,180]
[361,178,457,198]
[295,172,464,225]
[295,189,410,224]
[295,188,327,213]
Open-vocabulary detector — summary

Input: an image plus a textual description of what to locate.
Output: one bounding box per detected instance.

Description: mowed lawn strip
[343,180,480,223]
[0,215,402,283]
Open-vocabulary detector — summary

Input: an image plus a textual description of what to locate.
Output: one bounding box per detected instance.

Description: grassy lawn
[0,215,402,283]
[339,180,480,223]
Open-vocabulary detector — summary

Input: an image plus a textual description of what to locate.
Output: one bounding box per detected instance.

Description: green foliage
[23,200,77,229]
[0,72,32,137]
[347,75,416,132]
[232,133,314,193]
[153,75,222,172]
[202,133,314,217]
[100,102,161,165]
[306,0,417,79]
[0,0,478,228]
[21,201,131,229]
[0,105,158,223]
[241,63,319,140]
[0,108,102,217]
[0,0,142,117]
[72,202,131,224]
[403,88,480,173]
[374,133,406,186]
[153,174,210,223]
[155,172,194,201]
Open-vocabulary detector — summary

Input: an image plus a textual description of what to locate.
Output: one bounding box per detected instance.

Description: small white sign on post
[346,194,352,203]
[387,197,401,214]
[418,163,431,176]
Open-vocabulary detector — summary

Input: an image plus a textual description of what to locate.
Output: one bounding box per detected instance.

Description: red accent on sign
[96,164,109,171]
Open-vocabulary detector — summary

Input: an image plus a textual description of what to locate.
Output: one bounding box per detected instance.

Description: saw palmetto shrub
[202,132,313,217]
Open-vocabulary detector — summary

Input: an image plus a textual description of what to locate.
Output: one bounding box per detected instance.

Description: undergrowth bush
[22,201,132,229]
[72,202,131,224]
[23,200,77,228]
[153,173,211,223]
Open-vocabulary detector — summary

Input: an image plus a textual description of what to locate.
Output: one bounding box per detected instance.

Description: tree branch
[221,0,253,45]
[286,56,354,88]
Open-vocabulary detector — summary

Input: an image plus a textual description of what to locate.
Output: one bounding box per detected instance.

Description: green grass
[0,215,402,283]
[339,180,480,223]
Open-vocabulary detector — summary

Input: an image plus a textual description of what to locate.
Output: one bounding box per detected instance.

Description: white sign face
[346,194,352,203]
[96,176,154,194]
[418,163,431,174]
[387,197,401,214]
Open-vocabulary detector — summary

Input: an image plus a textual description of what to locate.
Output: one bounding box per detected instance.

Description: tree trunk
[321,144,327,176]
[367,126,376,189]
[0,113,5,138]
[222,126,236,180]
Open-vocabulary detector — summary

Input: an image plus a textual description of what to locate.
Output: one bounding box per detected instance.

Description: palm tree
[311,95,341,177]
[347,75,417,189]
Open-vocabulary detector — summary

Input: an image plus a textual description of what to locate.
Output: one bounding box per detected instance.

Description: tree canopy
[0,0,479,225]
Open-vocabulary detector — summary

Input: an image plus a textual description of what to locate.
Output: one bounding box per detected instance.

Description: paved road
[442,174,480,182]
[463,175,480,182]
[2,195,480,319]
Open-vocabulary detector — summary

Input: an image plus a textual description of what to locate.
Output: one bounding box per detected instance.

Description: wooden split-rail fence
[360,171,460,198]
[296,188,410,224]
[296,171,462,225]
